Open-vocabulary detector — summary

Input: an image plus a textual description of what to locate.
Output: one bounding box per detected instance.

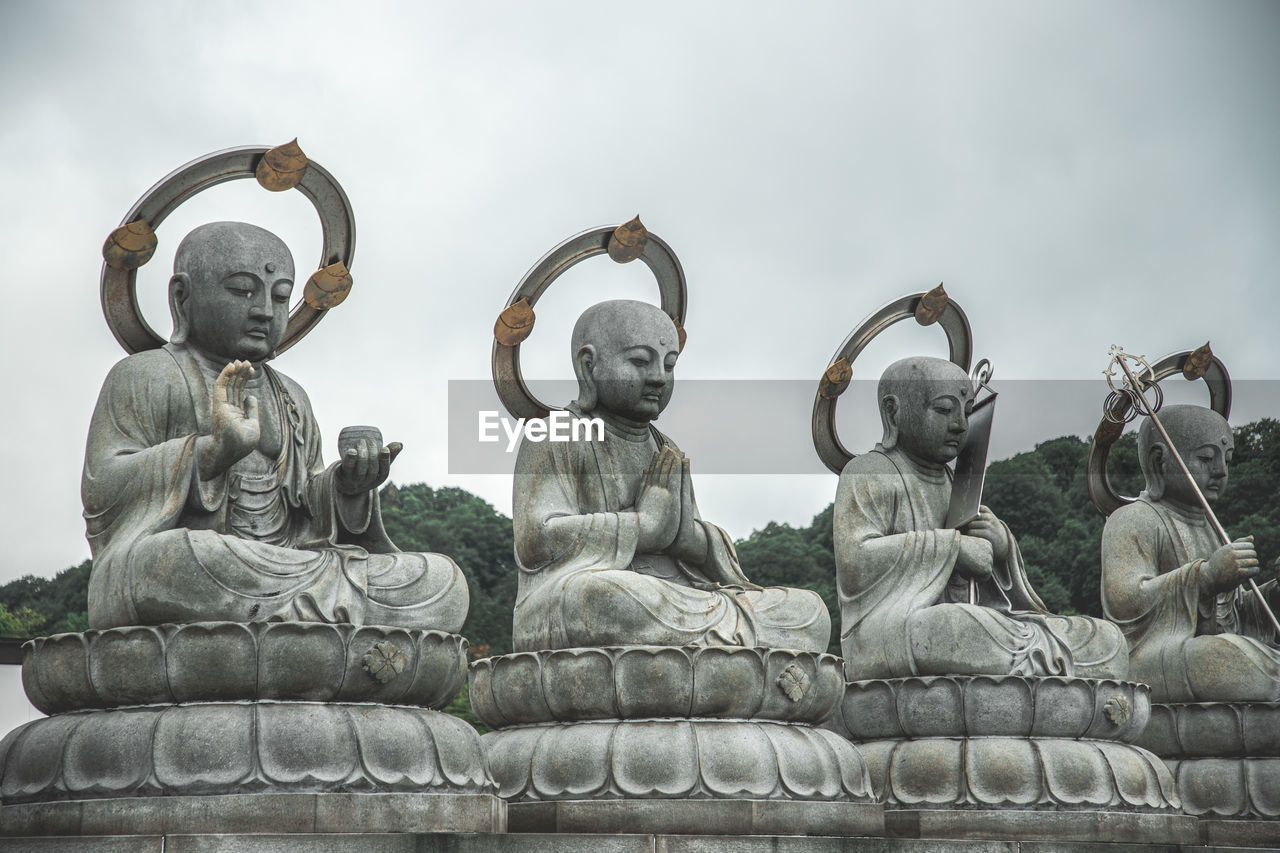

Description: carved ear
[573,343,597,412]
[881,394,900,450]
[1147,443,1166,501]
[168,273,190,345]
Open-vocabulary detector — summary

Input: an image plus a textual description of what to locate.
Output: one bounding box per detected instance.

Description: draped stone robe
[83,344,468,630]
[1102,494,1280,702]
[835,446,1128,680]
[511,414,830,652]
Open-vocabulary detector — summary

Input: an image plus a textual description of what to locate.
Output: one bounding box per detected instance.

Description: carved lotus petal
[694,722,777,797]
[153,704,252,788]
[88,628,167,708]
[530,723,610,797]
[964,675,1033,736]
[966,737,1041,806]
[890,739,966,805]
[611,720,698,796]
[168,622,256,702]
[615,647,692,717]
[769,725,841,799]
[1035,738,1110,807]
[62,709,154,794]
[544,648,615,720]
[258,704,357,785]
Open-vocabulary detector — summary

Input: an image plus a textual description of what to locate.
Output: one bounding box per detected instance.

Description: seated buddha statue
[83,221,469,630]
[510,299,831,652]
[834,356,1129,680]
[1102,404,1278,702]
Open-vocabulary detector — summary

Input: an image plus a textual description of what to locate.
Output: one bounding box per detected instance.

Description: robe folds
[83,344,468,630]
[511,418,830,653]
[1102,495,1280,702]
[835,446,1128,681]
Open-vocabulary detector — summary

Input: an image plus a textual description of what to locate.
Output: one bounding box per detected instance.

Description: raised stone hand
[668,452,709,563]
[337,436,403,495]
[962,504,1011,562]
[635,445,681,553]
[197,360,260,479]
[1204,535,1259,594]
[955,535,995,582]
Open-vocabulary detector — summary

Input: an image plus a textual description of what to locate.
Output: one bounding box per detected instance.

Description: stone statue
[1102,404,1279,702]
[834,356,1128,679]
[511,298,830,651]
[83,221,468,630]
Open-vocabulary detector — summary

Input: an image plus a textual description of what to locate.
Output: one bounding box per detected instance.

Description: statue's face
[897,378,973,464]
[588,309,680,422]
[1163,416,1233,506]
[183,234,294,362]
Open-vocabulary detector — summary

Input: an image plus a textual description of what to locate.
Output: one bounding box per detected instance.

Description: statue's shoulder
[102,347,184,386]
[1104,497,1164,538]
[840,449,899,478]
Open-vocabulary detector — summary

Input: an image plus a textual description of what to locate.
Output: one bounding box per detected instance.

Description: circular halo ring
[1086,350,1231,516]
[812,292,973,474]
[491,225,688,420]
[101,146,356,355]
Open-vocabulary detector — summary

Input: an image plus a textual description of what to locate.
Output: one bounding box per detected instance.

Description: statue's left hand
[336,438,403,495]
[962,505,1011,562]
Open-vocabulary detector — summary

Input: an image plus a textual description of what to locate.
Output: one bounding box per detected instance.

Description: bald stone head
[878,356,974,466]
[169,221,295,363]
[1138,404,1233,505]
[571,299,679,423]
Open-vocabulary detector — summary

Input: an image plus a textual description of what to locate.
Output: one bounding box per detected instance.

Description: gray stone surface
[22,623,467,713]
[857,736,1178,812]
[0,792,504,836]
[3,834,1274,853]
[507,798,882,836]
[483,718,873,803]
[83,221,468,631]
[833,676,1150,743]
[0,703,495,803]
[882,809,1197,845]
[1101,405,1280,704]
[510,298,829,652]
[834,356,1128,680]
[470,646,844,727]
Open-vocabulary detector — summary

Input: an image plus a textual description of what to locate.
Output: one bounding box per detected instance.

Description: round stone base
[483,719,874,803]
[0,791,505,836]
[857,737,1180,812]
[0,702,495,803]
[507,798,883,836]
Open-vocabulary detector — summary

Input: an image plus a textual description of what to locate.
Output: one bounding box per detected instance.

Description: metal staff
[1105,345,1280,637]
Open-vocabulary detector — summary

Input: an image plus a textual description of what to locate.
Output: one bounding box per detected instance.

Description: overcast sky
[0,0,1277,614]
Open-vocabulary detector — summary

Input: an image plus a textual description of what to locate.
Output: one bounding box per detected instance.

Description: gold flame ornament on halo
[1182,342,1214,381]
[303,261,353,310]
[820,358,853,400]
[495,298,536,347]
[608,216,648,263]
[255,139,309,192]
[102,219,158,271]
[914,283,948,326]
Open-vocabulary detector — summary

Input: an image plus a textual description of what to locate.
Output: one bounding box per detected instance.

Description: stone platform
[0,832,1275,852]
[1138,701,1280,846]
[0,624,505,835]
[828,676,1198,846]
[470,646,879,835]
